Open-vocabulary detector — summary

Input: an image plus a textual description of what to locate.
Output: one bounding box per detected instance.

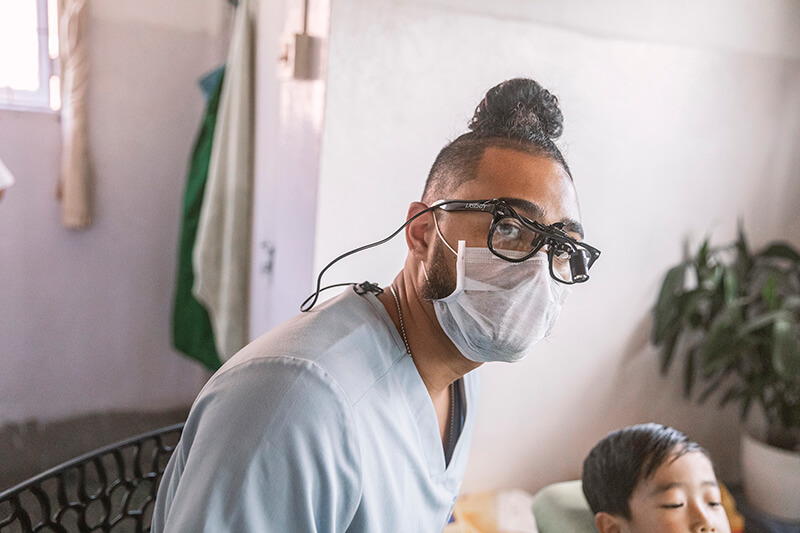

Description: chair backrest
[0,423,183,533]
[531,480,598,533]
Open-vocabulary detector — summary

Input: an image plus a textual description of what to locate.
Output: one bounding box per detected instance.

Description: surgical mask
[427,221,569,363]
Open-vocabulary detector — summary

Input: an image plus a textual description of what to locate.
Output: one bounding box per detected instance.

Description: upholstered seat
[532,480,597,533]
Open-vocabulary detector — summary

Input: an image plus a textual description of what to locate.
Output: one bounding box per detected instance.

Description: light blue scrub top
[152,288,480,532]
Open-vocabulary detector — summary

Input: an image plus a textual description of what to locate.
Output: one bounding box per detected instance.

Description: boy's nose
[694,519,716,533]
[689,504,717,533]
[691,506,716,532]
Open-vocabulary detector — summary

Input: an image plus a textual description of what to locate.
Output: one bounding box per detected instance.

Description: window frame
[0,0,59,113]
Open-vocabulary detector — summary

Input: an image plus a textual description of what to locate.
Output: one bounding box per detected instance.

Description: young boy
[582,423,732,533]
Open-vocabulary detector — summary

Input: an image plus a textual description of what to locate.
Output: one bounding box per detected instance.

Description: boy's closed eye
[659,499,722,509]
[660,503,684,509]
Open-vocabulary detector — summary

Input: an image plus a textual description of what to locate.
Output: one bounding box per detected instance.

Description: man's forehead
[459,147,582,225]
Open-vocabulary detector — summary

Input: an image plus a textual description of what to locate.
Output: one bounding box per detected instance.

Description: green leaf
[680,290,707,329]
[722,267,740,305]
[700,309,739,376]
[736,220,751,266]
[652,265,686,344]
[697,238,711,269]
[734,224,753,278]
[652,310,677,347]
[761,242,800,263]
[762,275,780,311]
[772,318,800,380]
[741,309,791,335]
[659,330,682,374]
[710,265,724,290]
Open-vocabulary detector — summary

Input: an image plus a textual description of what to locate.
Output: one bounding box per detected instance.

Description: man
[152,77,599,532]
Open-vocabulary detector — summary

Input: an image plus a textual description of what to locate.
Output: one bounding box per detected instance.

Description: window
[0,0,60,111]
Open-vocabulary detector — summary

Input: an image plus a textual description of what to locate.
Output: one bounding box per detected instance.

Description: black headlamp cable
[299,204,441,312]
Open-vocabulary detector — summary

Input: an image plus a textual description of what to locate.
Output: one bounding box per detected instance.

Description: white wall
[315,0,800,492]
[0,0,224,424]
[249,0,330,335]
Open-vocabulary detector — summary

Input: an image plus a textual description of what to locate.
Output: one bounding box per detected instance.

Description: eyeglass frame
[432,198,601,284]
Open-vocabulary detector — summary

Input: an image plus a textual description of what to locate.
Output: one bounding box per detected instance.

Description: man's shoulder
[193,354,355,428]
[213,288,403,406]
[158,353,364,532]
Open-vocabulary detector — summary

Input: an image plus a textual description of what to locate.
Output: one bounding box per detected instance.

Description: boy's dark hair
[581,423,709,520]
[421,78,572,203]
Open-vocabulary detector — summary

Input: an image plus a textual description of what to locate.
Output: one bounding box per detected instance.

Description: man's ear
[405,202,433,259]
[594,511,625,533]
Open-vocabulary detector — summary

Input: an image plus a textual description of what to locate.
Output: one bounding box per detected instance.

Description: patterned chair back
[0,423,183,533]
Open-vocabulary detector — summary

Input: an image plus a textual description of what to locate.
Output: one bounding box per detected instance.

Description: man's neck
[378,269,480,399]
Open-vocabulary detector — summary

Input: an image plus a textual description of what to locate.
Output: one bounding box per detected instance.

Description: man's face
[620,450,731,533]
[421,146,581,299]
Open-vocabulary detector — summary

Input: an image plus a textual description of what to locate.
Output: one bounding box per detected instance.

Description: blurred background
[0,0,798,496]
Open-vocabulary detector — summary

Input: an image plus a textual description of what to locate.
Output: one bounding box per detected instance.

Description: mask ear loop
[432,211,458,256]
[435,239,466,303]
[420,261,430,282]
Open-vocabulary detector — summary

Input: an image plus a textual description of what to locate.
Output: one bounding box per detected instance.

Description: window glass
[0,0,60,111]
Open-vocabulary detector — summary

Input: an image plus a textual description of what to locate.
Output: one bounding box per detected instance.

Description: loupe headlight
[569,250,590,283]
[542,224,600,285]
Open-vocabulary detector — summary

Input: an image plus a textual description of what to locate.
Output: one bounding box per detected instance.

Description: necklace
[389,284,412,358]
[389,284,458,460]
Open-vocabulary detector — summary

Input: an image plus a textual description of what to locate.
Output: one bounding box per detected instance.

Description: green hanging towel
[172,67,225,370]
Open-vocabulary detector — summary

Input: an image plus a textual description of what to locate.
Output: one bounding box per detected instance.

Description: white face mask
[427,218,570,363]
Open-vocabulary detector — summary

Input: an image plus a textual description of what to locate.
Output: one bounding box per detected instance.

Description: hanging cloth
[192,0,254,362]
[57,0,92,229]
[172,67,225,371]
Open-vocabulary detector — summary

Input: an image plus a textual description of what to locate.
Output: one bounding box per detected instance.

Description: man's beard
[420,238,457,301]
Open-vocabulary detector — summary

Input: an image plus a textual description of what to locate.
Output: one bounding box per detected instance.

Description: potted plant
[651,225,800,521]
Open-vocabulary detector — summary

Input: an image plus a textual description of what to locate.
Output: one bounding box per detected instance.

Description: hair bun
[469,78,564,142]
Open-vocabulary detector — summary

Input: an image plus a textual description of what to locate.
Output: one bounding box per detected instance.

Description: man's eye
[495,222,521,239]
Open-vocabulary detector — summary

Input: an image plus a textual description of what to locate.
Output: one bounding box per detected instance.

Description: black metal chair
[0,423,183,533]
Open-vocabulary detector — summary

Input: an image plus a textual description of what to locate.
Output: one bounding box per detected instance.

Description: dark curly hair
[581,423,710,520]
[421,78,571,203]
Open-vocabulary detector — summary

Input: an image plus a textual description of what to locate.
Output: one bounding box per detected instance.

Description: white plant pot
[741,431,800,522]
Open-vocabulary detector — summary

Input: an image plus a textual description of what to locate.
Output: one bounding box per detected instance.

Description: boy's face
[596,450,731,533]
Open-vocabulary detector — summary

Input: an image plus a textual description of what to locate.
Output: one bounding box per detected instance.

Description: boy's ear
[594,511,625,533]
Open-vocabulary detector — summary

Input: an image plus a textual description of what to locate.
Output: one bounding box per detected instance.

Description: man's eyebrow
[498,197,545,221]
[498,197,585,239]
[561,219,584,240]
